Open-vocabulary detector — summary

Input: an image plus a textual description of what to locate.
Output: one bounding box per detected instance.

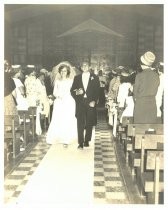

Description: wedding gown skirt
[46,95,77,144]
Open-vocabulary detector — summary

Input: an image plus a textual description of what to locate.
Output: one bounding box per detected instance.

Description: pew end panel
[136,151,164,204]
[4,115,21,165]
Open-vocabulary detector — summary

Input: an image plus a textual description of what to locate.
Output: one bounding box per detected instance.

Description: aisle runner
[4,141,50,204]
[94,112,130,204]
[15,138,94,207]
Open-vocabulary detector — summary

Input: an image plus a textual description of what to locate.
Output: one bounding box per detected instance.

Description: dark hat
[112,66,125,76]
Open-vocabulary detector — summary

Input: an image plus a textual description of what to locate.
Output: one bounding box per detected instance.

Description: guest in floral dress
[24,65,38,107]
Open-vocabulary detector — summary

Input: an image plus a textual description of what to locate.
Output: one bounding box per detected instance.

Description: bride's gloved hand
[76,88,84,95]
[89,101,96,107]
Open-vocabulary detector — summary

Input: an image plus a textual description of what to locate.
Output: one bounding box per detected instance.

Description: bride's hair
[51,61,76,86]
[58,65,70,76]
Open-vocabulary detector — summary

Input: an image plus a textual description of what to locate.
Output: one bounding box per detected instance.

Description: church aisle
[8,137,95,208]
[3,110,144,208]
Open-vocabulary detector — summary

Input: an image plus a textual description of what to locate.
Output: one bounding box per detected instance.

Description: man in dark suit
[71,61,100,149]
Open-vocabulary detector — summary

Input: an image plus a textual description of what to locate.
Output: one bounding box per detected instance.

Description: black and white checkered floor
[4,139,51,204]
[94,117,130,204]
[4,110,143,205]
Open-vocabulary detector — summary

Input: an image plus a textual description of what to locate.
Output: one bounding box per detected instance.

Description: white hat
[27,65,35,68]
[40,68,48,73]
[121,71,129,77]
[118,66,124,70]
[11,65,21,68]
[140,51,155,66]
[111,69,117,75]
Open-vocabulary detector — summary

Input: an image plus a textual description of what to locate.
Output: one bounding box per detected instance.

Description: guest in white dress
[120,86,134,123]
[117,71,132,120]
[155,62,164,118]
[11,65,29,110]
[46,62,77,147]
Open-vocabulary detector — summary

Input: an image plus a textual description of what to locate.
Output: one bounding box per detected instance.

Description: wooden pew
[132,134,164,199]
[119,118,161,146]
[125,123,163,164]
[18,110,31,148]
[129,132,163,178]
[28,106,37,141]
[127,123,163,137]
[137,150,164,204]
[4,115,20,163]
[134,134,163,169]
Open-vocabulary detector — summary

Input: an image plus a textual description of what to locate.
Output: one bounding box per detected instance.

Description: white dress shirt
[82,72,90,97]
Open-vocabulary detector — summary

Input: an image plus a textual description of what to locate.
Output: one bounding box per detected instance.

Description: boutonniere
[91,76,94,80]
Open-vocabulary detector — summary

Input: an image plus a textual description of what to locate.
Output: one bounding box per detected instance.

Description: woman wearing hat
[107,66,123,101]
[133,51,160,123]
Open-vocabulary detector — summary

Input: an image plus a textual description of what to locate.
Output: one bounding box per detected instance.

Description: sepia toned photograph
[2,1,165,208]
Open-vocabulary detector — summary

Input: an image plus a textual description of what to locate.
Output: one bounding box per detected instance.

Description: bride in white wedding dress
[46,61,77,147]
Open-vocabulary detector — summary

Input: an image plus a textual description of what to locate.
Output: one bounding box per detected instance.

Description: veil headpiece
[51,61,76,86]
